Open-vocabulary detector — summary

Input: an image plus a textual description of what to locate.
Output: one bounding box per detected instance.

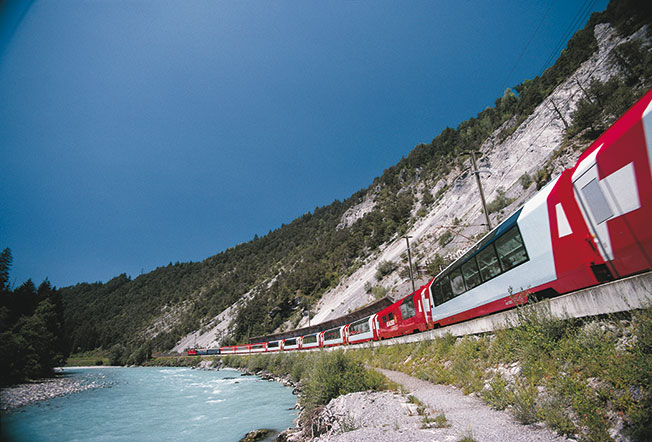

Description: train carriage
[377,287,430,340]
[283,337,300,351]
[234,344,252,354]
[220,346,237,355]
[250,343,267,353]
[322,325,347,347]
[346,315,378,344]
[266,340,283,352]
[300,332,322,350]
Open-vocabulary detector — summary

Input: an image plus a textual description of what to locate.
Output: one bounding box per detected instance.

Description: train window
[388,312,394,321]
[268,341,279,348]
[450,267,465,295]
[477,245,501,281]
[431,282,444,306]
[582,179,613,224]
[252,344,263,350]
[303,334,317,344]
[400,295,417,319]
[440,276,453,302]
[382,315,387,323]
[350,317,370,335]
[285,338,297,346]
[495,226,528,272]
[462,258,481,290]
[324,328,341,340]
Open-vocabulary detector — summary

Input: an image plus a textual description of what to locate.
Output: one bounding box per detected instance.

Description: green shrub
[482,374,511,410]
[375,260,397,280]
[510,378,539,424]
[303,350,387,408]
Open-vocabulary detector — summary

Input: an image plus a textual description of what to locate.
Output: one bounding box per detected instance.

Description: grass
[66,350,110,366]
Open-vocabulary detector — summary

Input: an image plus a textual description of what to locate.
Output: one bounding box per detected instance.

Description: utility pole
[468,151,492,231]
[403,235,416,292]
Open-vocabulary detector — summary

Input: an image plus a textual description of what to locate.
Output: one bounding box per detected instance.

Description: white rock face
[171,290,253,352]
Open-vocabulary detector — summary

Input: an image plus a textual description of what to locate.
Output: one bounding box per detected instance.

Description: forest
[1,0,650,382]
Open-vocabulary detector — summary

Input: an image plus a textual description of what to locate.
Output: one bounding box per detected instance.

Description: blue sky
[1,0,610,288]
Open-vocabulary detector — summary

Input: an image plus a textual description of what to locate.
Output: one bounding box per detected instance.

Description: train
[187,88,652,358]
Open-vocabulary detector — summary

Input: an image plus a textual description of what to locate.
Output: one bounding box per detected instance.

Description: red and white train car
[220,346,237,355]
[300,332,323,350]
[322,325,347,347]
[266,340,284,352]
[283,337,300,351]
[346,315,378,344]
[376,287,431,339]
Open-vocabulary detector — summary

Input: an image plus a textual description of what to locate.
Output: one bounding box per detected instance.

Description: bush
[486,188,514,214]
[375,260,397,280]
[302,350,387,409]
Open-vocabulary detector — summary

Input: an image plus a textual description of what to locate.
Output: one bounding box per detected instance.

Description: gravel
[1,369,110,411]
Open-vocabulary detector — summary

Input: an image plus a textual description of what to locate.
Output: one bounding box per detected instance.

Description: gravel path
[375,368,571,442]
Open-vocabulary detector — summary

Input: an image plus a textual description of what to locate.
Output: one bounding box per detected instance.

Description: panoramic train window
[462,257,481,290]
[495,226,528,272]
[350,317,370,334]
[268,341,279,348]
[252,344,263,350]
[450,267,465,295]
[303,334,317,344]
[285,338,297,346]
[477,245,501,281]
[400,295,417,319]
[324,328,340,340]
[431,282,443,306]
[441,276,453,302]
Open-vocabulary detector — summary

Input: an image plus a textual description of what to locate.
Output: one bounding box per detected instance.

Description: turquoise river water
[1,367,298,442]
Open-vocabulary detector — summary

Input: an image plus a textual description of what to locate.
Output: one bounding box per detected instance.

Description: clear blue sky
[1,0,610,288]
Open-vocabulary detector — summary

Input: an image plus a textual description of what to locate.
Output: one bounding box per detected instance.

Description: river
[1,366,298,442]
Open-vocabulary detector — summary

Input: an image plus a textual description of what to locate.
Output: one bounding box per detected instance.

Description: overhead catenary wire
[539,0,600,75]
[502,0,557,93]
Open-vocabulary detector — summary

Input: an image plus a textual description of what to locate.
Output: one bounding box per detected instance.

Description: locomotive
[188,88,652,357]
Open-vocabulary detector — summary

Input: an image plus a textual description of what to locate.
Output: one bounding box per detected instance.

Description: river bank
[1,368,112,411]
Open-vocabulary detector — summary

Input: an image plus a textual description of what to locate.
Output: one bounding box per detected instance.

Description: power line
[502,0,557,92]
[539,0,599,75]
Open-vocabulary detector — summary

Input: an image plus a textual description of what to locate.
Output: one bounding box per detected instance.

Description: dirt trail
[374,368,571,442]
